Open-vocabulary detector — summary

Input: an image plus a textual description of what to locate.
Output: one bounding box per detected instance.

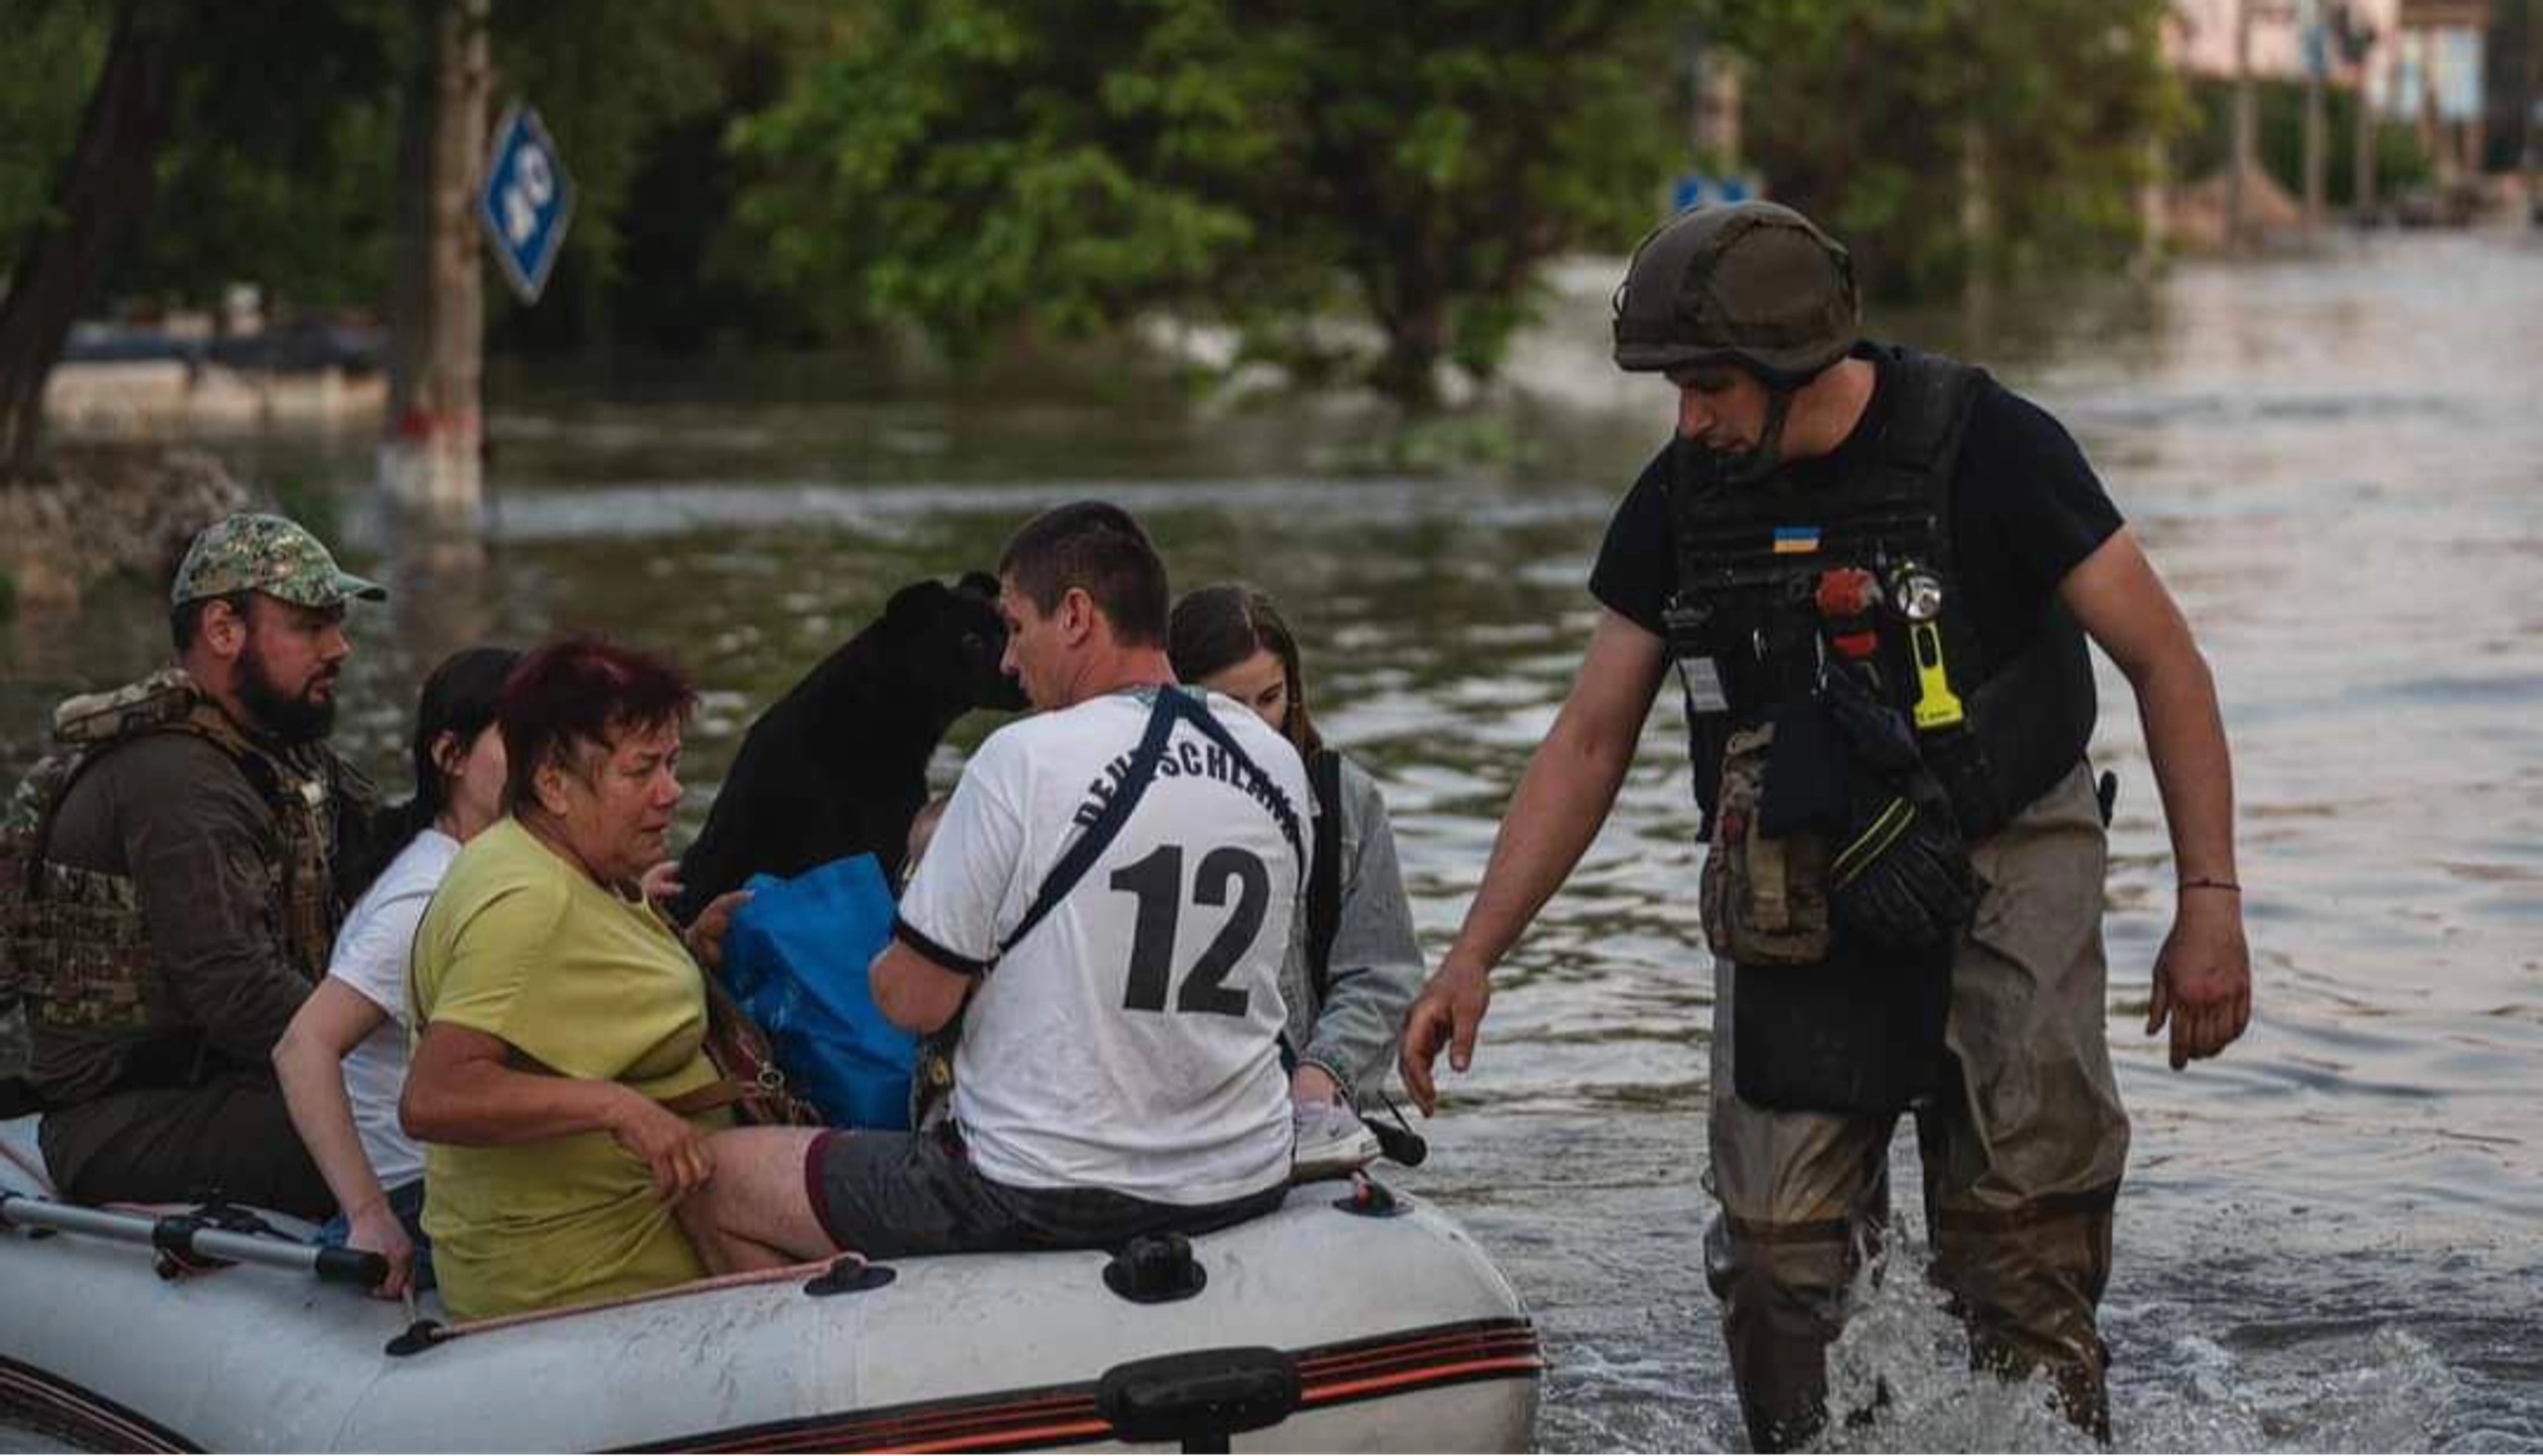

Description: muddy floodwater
[6,229,2540,1450]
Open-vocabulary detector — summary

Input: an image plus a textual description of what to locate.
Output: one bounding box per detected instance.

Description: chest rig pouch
[6,670,349,1099]
[1667,349,2094,1113]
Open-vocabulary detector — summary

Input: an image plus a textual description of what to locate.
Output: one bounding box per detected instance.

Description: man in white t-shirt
[685,503,1307,1263]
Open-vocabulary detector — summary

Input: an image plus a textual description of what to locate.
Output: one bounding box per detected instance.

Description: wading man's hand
[2147,889,2251,1070]
[1399,960,1492,1116]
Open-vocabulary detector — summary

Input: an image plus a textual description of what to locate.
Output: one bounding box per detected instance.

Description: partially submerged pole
[380,0,491,521]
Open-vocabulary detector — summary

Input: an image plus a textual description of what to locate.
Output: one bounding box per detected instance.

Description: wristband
[2178,877,2240,895]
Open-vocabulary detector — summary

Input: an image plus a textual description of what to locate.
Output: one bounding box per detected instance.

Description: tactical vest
[0,669,353,1059]
[1663,347,2096,843]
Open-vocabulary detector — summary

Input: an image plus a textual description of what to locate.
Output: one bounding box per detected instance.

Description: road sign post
[478,103,574,305]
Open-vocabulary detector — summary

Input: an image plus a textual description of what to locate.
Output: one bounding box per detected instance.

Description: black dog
[672,572,1025,925]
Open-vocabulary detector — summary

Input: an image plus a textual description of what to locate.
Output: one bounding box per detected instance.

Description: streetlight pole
[2231,0,2258,250]
[2304,0,2328,229]
[2353,10,2379,220]
[2527,0,2541,219]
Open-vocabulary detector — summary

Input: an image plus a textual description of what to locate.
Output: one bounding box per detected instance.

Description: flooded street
[7,230,2541,1450]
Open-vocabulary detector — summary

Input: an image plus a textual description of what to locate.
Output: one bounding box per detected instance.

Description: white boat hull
[0,1117,1539,1452]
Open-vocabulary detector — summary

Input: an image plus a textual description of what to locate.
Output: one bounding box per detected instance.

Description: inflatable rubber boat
[0,1118,1539,1452]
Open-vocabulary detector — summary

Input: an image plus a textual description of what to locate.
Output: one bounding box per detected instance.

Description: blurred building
[2167,0,2493,178]
[2168,0,2400,80]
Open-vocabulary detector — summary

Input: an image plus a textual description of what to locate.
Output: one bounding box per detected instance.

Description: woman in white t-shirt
[273,646,518,1297]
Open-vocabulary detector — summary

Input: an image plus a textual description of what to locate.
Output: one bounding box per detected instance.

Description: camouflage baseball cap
[169,512,386,609]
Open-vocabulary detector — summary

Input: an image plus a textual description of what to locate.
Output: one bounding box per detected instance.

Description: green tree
[2174,74,2429,211]
[0,0,196,479]
[0,0,781,478]
[485,0,780,350]
[734,0,1684,409]
[1716,0,2184,300]
[0,2,110,261]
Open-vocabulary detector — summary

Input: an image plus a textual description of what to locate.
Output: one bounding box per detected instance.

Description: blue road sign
[1672,173,1755,214]
[479,103,574,305]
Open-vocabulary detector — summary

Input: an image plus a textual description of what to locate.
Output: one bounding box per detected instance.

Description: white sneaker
[1291,1099,1381,1181]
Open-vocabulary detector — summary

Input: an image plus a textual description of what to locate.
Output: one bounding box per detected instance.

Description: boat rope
[387,1254,859,1357]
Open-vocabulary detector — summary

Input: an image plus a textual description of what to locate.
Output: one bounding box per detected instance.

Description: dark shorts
[39,1070,332,1220]
[805,1127,1287,1260]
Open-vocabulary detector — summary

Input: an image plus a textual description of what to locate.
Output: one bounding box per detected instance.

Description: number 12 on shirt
[1109,842,1270,1016]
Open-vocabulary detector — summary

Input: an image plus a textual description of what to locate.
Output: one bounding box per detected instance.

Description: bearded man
[15,513,386,1218]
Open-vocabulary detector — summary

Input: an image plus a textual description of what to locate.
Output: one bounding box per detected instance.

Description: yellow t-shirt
[408,817,728,1321]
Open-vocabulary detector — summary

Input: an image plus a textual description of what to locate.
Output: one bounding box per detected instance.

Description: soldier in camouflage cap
[3,511,391,1220]
[170,512,386,610]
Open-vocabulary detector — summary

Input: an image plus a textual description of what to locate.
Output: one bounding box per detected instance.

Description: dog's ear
[882,577,952,627]
[956,570,1000,601]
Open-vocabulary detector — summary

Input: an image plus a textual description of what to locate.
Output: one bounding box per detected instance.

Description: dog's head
[882,571,1028,714]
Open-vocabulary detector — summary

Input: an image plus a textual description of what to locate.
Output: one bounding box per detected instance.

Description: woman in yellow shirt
[402,637,740,1321]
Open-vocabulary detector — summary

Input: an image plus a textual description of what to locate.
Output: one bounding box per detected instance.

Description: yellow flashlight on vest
[1888,562,1966,731]
[1909,622,1965,730]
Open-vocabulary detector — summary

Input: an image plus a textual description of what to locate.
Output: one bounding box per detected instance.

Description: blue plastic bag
[718,853,914,1129]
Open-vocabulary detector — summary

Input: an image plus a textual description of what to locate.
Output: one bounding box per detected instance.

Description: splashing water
[1808,1216,2463,1454]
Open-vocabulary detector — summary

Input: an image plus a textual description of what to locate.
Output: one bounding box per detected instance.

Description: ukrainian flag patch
[1772,526,1821,555]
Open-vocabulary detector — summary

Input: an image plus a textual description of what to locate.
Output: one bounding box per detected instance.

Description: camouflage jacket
[0,668,376,1106]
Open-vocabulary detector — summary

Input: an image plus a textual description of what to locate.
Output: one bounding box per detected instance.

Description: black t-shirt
[1589,345,2124,672]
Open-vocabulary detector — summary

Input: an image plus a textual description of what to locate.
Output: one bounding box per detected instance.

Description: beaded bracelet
[2178,877,2241,894]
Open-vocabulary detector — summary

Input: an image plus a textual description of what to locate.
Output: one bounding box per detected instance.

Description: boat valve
[1104,1231,1207,1305]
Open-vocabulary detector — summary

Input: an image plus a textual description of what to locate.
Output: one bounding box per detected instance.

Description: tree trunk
[1369,301,1447,414]
[380,0,490,518]
[0,1,190,483]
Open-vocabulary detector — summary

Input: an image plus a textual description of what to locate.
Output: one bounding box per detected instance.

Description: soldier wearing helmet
[5,513,386,1218]
[1401,201,2251,1447]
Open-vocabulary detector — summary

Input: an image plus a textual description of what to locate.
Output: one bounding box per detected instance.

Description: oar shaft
[0,1190,387,1287]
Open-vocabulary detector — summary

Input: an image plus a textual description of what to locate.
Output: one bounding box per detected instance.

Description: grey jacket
[1283,753,1424,1106]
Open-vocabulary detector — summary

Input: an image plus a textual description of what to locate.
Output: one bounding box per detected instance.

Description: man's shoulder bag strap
[997,690,1307,962]
[995,690,1181,960]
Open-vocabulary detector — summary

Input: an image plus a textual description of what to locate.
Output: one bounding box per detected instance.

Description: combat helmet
[1611,201,1860,383]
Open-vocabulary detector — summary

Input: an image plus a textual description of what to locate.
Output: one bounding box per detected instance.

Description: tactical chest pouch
[1700,682,1965,1113]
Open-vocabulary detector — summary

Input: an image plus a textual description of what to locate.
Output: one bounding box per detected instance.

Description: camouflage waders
[1702,764,2128,1449]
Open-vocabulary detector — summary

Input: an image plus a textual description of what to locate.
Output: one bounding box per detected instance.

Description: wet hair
[499,636,697,814]
[1167,582,1323,759]
[996,502,1169,648]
